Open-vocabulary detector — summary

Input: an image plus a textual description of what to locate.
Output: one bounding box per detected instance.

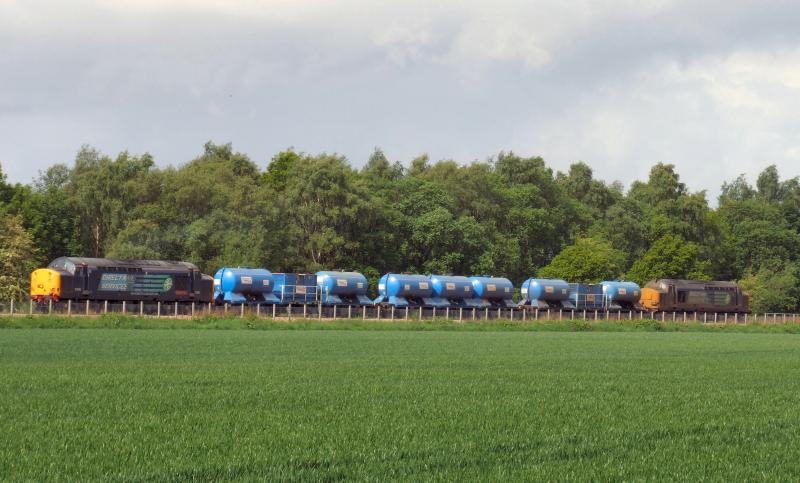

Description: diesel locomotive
[30,257,213,303]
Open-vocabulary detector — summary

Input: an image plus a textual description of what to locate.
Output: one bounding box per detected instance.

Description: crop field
[2,328,800,480]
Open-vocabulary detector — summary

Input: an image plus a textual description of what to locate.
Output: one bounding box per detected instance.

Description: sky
[2,0,800,197]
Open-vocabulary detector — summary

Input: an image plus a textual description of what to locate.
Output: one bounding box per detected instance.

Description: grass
[2,330,800,480]
[2,314,800,333]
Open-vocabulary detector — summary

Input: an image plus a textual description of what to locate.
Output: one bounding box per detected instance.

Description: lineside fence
[3,300,800,324]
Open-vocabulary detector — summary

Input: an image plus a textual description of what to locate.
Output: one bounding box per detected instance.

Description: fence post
[9,299,13,315]
[157,301,161,318]
[419,306,422,320]
[559,309,562,321]
[86,300,90,316]
[240,304,244,318]
[29,300,33,315]
[362,305,365,319]
[459,307,463,322]
[523,308,526,321]
[714,312,717,323]
[318,303,322,320]
[333,305,337,320]
[140,301,144,317]
[594,310,598,321]
[473,308,476,320]
[104,300,108,314]
[510,308,514,321]
[377,305,381,320]
[273,304,277,319]
[350,305,353,320]
[67,299,71,316]
[191,302,195,318]
[405,307,409,320]
[122,301,126,314]
[48,299,52,314]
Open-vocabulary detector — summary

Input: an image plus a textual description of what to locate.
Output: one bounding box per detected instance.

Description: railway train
[29,257,750,313]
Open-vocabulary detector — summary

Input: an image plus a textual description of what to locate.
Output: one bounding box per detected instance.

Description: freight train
[29,257,750,313]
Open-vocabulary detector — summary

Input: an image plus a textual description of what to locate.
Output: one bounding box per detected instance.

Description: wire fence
[4,299,800,324]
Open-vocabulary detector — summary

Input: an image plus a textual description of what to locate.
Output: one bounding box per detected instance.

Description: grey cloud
[1,0,799,199]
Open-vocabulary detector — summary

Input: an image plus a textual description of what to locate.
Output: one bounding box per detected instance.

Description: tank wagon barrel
[601,281,642,310]
[214,268,278,304]
[316,271,371,305]
[428,275,476,308]
[374,273,436,307]
[518,278,573,309]
[469,276,516,308]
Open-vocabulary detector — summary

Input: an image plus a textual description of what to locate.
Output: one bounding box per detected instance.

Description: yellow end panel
[640,287,660,311]
[30,269,61,299]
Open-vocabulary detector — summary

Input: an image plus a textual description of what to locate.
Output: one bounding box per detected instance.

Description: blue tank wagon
[569,283,604,310]
[428,275,478,308]
[601,281,643,310]
[518,278,574,309]
[214,268,278,304]
[468,276,516,308]
[271,273,318,304]
[316,271,372,305]
[373,273,438,307]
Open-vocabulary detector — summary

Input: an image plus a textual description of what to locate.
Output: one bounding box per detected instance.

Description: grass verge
[1,314,800,333]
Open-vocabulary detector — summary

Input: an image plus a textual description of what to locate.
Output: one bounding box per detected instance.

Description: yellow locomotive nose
[30,269,61,301]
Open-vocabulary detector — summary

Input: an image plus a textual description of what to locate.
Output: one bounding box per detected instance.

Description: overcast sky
[2,0,800,196]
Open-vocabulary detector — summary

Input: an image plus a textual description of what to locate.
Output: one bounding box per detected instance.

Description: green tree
[627,234,710,285]
[740,264,800,313]
[629,163,687,205]
[362,148,404,181]
[537,238,624,283]
[0,215,38,301]
[263,149,302,191]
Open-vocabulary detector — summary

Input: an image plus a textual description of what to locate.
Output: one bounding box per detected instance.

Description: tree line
[1,142,798,313]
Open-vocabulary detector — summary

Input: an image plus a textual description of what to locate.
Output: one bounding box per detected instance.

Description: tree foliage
[3,146,800,312]
[0,215,38,300]
[537,238,624,283]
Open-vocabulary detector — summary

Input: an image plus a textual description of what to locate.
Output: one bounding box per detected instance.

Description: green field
[2,329,800,480]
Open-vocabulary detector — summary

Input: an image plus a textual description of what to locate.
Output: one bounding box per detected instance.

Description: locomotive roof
[49,257,200,271]
[649,279,741,289]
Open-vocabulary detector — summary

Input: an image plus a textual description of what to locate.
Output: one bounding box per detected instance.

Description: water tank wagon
[214,268,278,304]
[316,271,371,305]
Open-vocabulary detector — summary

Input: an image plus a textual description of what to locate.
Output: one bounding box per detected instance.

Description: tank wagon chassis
[23,298,759,324]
